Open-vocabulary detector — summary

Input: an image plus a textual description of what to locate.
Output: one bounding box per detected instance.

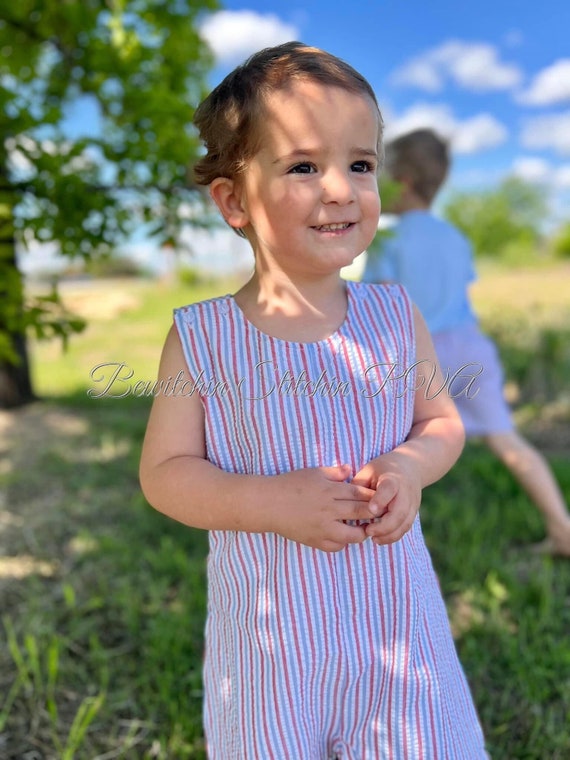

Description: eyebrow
[273,147,379,164]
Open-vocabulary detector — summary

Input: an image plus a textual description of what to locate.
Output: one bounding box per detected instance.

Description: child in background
[140,45,488,758]
[362,128,570,557]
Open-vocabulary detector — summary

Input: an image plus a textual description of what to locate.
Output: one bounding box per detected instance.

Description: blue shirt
[362,210,477,334]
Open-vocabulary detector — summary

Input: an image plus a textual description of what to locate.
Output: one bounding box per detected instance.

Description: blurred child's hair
[385,129,450,205]
[193,41,383,186]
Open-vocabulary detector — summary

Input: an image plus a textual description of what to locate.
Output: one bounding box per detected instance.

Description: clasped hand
[272,457,421,552]
[353,453,422,546]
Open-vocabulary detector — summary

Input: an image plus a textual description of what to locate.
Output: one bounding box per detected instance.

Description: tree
[551,220,570,259]
[442,176,547,259]
[0,0,218,407]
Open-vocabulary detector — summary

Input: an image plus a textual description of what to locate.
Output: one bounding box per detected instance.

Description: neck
[252,266,344,305]
[391,184,431,214]
[395,198,430,214]
[233,270,348,342]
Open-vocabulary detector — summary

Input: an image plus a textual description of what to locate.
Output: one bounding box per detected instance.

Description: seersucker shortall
[174,281,488,760]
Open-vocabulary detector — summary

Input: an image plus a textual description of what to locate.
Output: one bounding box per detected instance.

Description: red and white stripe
[174,282,486,759]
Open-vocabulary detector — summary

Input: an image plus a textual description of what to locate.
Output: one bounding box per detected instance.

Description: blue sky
[199,0,570,220]
[24,0,570,274]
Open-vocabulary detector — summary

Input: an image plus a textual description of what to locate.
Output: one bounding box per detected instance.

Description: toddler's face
[235,79,381,279]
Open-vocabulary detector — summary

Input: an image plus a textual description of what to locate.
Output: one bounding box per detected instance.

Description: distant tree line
[442,176,570,262]
[2,3,569,407]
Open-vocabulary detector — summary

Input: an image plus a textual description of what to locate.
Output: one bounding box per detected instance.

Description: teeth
[316,223,350,231]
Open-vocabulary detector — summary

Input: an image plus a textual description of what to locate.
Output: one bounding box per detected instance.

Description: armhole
[173,305,203,382]
[387,283,416,368]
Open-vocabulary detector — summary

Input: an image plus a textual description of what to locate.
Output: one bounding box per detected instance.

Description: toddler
[140,45,488,758]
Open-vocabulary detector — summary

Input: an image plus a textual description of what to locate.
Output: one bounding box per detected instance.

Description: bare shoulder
[158,323,188,374]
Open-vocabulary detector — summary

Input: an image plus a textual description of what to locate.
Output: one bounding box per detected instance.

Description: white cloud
[520,111,570,155]
[453,114,509,153]
[199,10,299,65]
[385,103,456,137]
[390,40,522,93]
[512,156,570,188]
[386,103,508,154]
[512,156,551,183]
[517,59,570,106]
[390,57,443,92]
[390,60,442,92]
[435,41,522,91]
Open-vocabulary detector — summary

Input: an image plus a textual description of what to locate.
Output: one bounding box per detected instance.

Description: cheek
[365,188,381,222]
[267,188,314,226]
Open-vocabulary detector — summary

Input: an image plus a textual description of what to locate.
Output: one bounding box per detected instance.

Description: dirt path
[0,403,93,583]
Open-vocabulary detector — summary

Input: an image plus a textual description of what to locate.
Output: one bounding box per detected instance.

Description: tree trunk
[0,330,36,409]
[0,176,36,409]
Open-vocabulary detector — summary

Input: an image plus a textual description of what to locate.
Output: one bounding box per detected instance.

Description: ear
[209,177,249,234]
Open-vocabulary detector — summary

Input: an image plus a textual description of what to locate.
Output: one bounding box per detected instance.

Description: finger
[319,540,347,553]
[321,463,352,482]
[335,484,376,502]
[371,527,411,546]
[351,463,374,486]
[371,477,399,511]
[330,522,368,545]
[367,480,399,519]
[366,510,418,544]
[336,499,380,523]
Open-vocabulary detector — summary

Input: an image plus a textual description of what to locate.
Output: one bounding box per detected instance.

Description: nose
[321,168,355,205]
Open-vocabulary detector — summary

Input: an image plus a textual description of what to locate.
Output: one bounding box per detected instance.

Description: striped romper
[174,281,487,760]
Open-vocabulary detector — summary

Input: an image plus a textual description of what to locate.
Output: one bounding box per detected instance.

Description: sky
[23,0,570,275]
[198,0,570,218]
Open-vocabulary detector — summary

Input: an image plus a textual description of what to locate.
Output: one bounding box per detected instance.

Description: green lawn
[1,266,569,759]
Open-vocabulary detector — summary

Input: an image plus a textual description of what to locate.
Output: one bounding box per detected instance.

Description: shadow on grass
[0,391,208,759]
[1,391,569,758]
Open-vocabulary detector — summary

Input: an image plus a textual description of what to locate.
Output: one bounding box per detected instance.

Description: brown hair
[193,41,383,186]
[385,129,450,204]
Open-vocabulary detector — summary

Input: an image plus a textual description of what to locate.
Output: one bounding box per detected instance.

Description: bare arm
[139,325,375,551]
[353,305,465,544]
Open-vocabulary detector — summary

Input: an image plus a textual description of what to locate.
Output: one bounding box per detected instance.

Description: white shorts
[433,323,514,437]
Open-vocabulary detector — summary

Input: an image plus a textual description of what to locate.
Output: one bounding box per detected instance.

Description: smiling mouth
[313,222,353,232]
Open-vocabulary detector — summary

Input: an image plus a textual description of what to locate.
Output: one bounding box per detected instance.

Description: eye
[288,162,316,174]
[351,160,375,173]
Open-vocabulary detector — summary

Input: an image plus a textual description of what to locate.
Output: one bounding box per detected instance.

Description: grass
[1,263,569,759]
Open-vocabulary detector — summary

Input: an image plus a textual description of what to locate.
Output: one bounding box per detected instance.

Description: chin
[333,249,362,268]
